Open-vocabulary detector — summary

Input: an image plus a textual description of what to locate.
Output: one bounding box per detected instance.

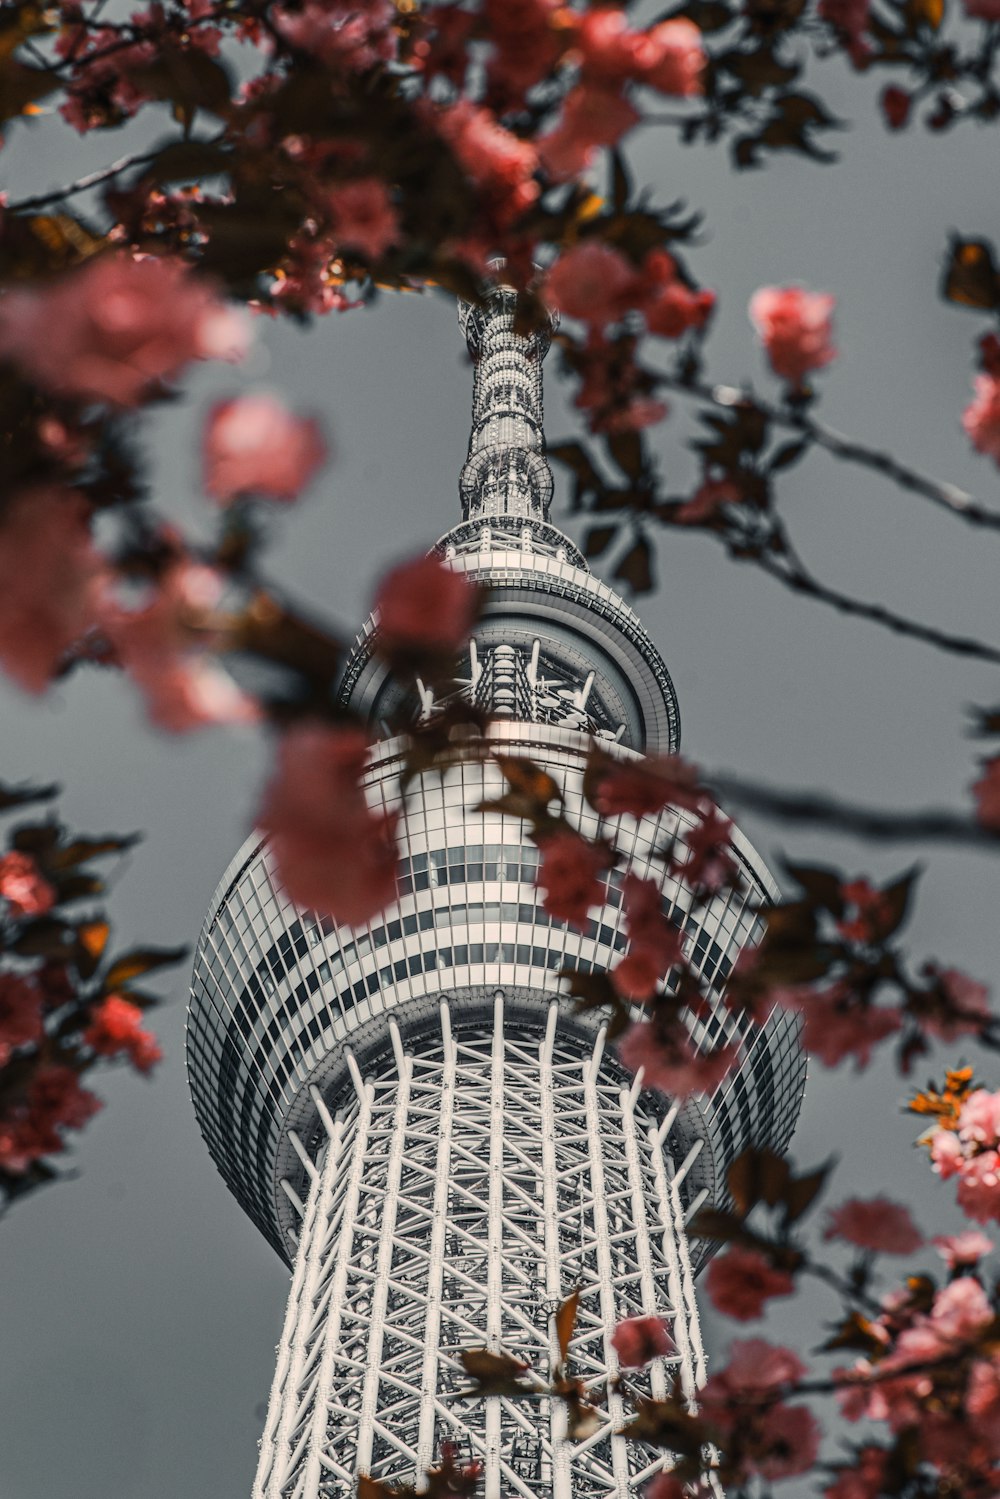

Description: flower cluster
[926,1088,1000,1224]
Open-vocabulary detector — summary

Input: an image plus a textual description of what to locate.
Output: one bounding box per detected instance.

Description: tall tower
[187,278,805,1499]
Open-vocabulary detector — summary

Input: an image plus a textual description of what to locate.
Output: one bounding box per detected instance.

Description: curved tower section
[187,277,805,1499]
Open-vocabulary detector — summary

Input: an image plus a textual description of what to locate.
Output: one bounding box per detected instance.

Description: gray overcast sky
[1,50,999,1499]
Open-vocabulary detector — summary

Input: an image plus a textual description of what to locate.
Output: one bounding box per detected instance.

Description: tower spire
[458,273,555,524]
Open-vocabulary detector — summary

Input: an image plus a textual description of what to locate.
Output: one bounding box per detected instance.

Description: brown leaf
[554,1289,580,1365]
[782,1160,833,1223]
[494,757,561,808]
[0,781,58,811]
[103,945,188,990]
[942,236,1000,311]
[727,1147,791,1215]
[613,536,654,595]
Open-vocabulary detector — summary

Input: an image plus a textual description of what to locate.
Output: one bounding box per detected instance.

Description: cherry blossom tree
[2,0,1000,1493]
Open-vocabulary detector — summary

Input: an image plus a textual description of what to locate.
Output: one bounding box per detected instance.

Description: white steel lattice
[254,995,710,1499]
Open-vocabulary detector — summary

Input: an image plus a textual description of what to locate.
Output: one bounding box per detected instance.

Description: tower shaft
[459,287,554,524]
[254,996,711,1499]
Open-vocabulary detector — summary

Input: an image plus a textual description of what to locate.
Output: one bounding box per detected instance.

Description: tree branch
[707,772,999,848]
[750,527,1000,665]
[658,372,1000,533]
[9,148,188,213]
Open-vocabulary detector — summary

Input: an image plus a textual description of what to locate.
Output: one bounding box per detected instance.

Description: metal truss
[254,994,711,1499]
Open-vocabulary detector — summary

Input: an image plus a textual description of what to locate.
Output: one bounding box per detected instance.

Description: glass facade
[187,726,804,1263]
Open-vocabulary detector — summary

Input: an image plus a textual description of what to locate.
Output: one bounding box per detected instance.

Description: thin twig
[750,528,1000,665]
[658,372,1000,533]
[707,773,999,849]
[9,148,181,213]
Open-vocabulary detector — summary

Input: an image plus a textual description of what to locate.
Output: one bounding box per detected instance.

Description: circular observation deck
[337,523,680,755]
[187,725,805,1264]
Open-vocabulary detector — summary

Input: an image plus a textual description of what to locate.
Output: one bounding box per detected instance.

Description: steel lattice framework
[187,270,806,1499]
[254,998,713,1499]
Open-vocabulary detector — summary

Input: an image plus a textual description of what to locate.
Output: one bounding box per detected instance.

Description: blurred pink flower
[373,552,478,657]
[705,1245,796,1321]
[0,253,249,407]
[962,374,1000,464]
[588,751,702,819]
[956,1149,1000,1223]
[84,995,162,1074]
[257,722,400,927]
[0,851,56,920]
[0,975,43,1066]
[959,1088,1000,1145]
[203,394,327,503]
[642,19,705,96]
[535,830,610,927]
[0,485,105,694]
[617,1023,739,1098]
[543,242,636,330]
[539,83,638,179]
[610,874,681,1001]
[932,1230,993,1269]
[824,1445,887,1499]
[929,1275,992,1342]
[611,1314,675,1367]
[972,755,1000,829]
[775,982,902,1070]
[102,557,258,733]
[824,1196,923,1254]
[749,285,837,386]
[436,101,539,224]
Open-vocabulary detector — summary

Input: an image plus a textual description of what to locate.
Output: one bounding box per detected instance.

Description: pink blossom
[257,722,400,927]
[0,486,105,694]
[929,1275,993,1342]
[921,965,991,1040]
[588,752,703,819]
[0,253,249,408]
[681,807,736,893]
[84,995,162,1074]
[642,19,705,97]
[824,1446,887,1499]
[373,553,478,658]
[964,0,1000,21]
[435,101,539,225]
[611,1314,675,1367]
[272,0,397,69]
[966,1359,1000,1450]
[930,1127,964,1179]
[203,394,327,504]
[963,374,1000,464]
[705,1245,796,1321]
[958,1088,1000,1146]
[880,85,911,130]
[0,1064,103,1173]
[644,1477,687,1499]
[543,243,636,331]
[933,1230,993,1269]
[0,851,56,921]
[645,279,715,340]
[754,1402,820,1481]
[328,178,400,260]
[749,285,837,386]
[956,1149,1000,1223]
[102,557,259,733]
[539,83,638,180]
[611,874,681,1001]
[535,831,610,927]
[617,1023,739,1098]
[823,1197,923,1254]
[713,1339,806,1396]
[0,975,43,1066]
[972,755,1000,829]
[575,8,652,80]
[775,983,901,1070]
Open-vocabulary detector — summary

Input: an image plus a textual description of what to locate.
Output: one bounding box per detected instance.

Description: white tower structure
[186,278,805,1499]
